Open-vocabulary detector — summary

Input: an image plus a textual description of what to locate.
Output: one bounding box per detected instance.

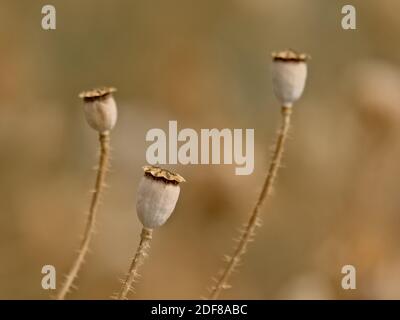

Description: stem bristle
[56,132,111,300]
[207,106,293,300]
[118,227,153,300]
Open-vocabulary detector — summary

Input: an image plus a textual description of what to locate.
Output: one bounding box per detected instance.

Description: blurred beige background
[1,0,400,299]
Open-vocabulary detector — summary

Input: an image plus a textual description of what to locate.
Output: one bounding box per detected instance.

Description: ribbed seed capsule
[136,166,185,229]
[79,87,118,133]
[271,50,309,107]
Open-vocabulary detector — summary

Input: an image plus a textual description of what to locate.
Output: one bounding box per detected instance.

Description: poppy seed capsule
[136,166,185,229]
[271,50,309,107]
[79,87,118,133]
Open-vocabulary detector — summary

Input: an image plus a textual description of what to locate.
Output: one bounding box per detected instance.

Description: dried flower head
[136,166,185,229]
[80,87,118,133]
[271,49,309,107]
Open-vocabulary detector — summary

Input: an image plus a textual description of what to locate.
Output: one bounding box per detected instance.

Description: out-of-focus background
[1,0,400,299]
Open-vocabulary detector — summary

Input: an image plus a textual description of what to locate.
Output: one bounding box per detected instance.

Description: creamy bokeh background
[1,0,400,299]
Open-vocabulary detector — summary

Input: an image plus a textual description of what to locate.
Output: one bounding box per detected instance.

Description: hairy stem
[118,228,153,300]
[57,132,110,300]
[209,106,292,300]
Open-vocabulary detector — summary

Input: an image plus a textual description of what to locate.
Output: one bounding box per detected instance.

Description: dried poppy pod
[136,166,185,229]
[79,87,118,133]
[118,166,185,299]
[58,87,117,300]
[271,49,309,107]
[209,49,311,300]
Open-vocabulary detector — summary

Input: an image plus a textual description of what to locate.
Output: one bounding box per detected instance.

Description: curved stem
[209,106,292,300]
[118,228,153,300]
[57,132,110,300]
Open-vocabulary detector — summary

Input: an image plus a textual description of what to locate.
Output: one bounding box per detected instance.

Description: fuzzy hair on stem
[208,106,293,299]
[118,227,153,300]
[57,132,111,300]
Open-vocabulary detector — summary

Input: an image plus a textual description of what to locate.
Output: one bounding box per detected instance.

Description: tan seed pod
[79,87,118,133]
[136,166,185,229]
[271,49,309,107]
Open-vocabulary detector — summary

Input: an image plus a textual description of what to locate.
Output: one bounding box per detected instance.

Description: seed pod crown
[143,165,186,184]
